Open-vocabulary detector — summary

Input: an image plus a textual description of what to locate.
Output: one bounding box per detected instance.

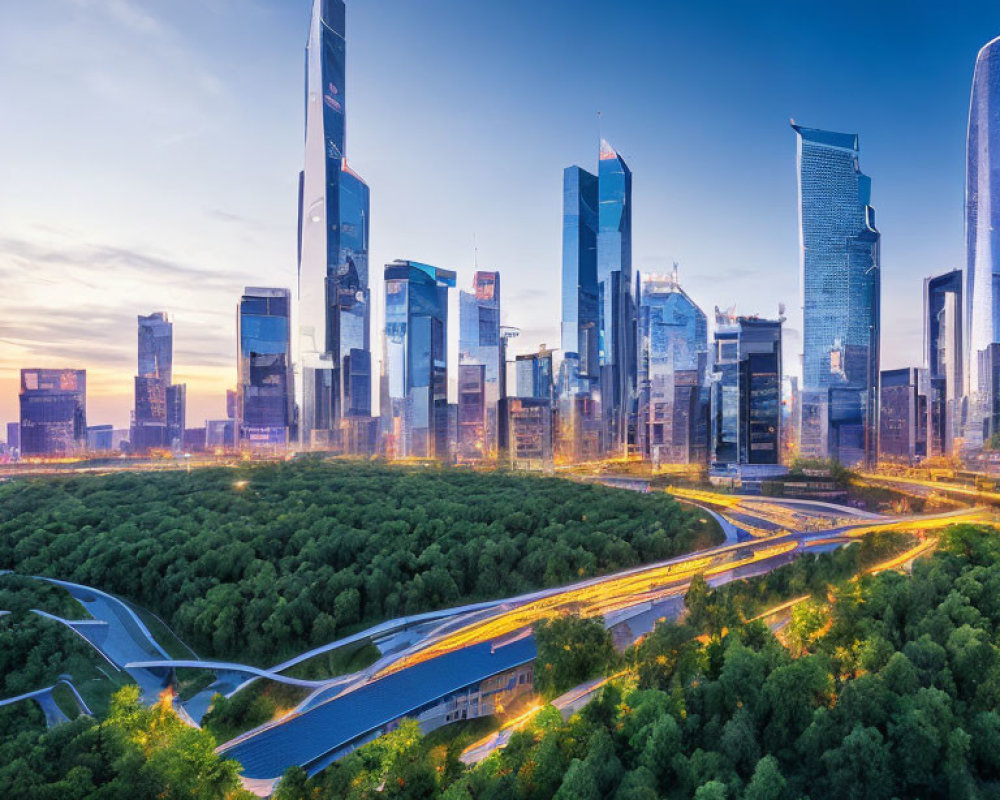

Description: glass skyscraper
[637,270,709,466]
[133,312,184,452]
[597,139,637,453]
[383,260,456,460]
[792,123,880,467]
[298,0,371,450]
[238,288,295,448]
[966,36,1000,445]
[515,345,554,401]
[924,269,963,456]
[561,166,599,380]
[458,271,501,460]
[20,369,87,457]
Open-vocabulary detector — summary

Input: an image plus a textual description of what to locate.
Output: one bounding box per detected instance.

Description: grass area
[120,597,199,660]
[422,715,499,752]
[51,682,82,719]
[284,641,382,680]
[201,679,311,744]
[174,668,217,702]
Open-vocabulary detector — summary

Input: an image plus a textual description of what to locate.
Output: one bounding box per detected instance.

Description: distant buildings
[966,37,1000,446]
[132,313,185,453]
[792,123,880,468]
[19,369,86,456]
[879,367,928,464]
[458,271,502,461]
[924,269,963,456]
[382,260,456,460]
[637,270,709,466]
[505,397,553,470]
[515,345,554,401]
[297,0,371,452]
[710,311,783,468]
[237,288,295,449]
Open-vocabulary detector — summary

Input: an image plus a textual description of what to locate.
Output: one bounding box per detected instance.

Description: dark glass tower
[133,312,184,452]
[383,260,456,460]
[238,287,295,448]
[298,0,371,450]
[561,166,599,380]
[924,269,963,456]
[792,123,880,467]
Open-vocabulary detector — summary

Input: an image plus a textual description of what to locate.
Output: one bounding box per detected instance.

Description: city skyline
[3,1,1000,430]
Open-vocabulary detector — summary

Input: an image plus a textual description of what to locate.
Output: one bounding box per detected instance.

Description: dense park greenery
[0,461,717,663]
[273,524,1000,799]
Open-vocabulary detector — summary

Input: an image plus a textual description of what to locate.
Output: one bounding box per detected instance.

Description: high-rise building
[710,311,783,467]
[238,288,295,449]
[132,312,185,452]
[6,422,19,452]
[515,345,554,401]
[924,269,963,456]
[792,123,880,467]
[19,369,86,457]
[383,260,456,460]
[560,141,636,456]
[966,37,1000,446]
[298,0,371,451]
[458,271,501,460]
[504,397,554,470]
[597,139,637,453]
[879,367,928,464]
[637,269,710,466]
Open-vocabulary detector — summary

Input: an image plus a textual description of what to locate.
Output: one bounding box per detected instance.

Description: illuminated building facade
[132,312,185,452]
[711,312,782,467]
[879,367,928,464]
[924,269,963,456]
[238,288,295,449]
[637,270,709,466]
[383,260,456,460]
[458,271,501,460]
[793,123,880,467]
[505,397,553,470]
[966,37,1000,445]
[297,0,371,450]
[515,345,554,401]
[19,368,87,457]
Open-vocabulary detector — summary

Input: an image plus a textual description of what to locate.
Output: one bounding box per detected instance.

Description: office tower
[561,166,599,380]
[924,269,963,456]
[458,271,502,460]
[297,0,371,451]
[132,312,185,452]
[792,123,881,467]
[19,369,86,457]
[6,422,19,451]
[505,397,554,470]
[710,311,783,467]
[206,419,235,450]
[597,139,637,453]
[237,288,295,449]
[966,37,1000,445]
[383,260,456,460]
[515,345,555,400]
[879,367,928,464]
[637,270,710,466]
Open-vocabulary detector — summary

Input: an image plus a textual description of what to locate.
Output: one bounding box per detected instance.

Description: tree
[533,615,616,697]
[553,759,600,800]
[743,756,786,800]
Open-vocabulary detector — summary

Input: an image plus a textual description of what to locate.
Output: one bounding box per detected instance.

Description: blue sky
[1,0,998,429]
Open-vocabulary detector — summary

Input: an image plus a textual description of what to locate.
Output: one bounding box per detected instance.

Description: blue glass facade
[383,260,456,460]
[238,288,295,448]
[458,271,501,459]
[924,269,963,456]
[298,0,371,450]
[515,346,554,401]
[637,272,709,465]
[966,37,1000,444]
[133,312,184,452]
[561,167,599,379]
[792,123,880,467]
[19,368,87,457]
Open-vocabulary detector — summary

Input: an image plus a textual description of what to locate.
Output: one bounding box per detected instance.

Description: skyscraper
[133,312,184,452]
[19,369,86,457]
[298,0,371,450]
[597,139,636,453]
[561,166,599,381]
[238,288,295,449]
[966,36,1000,445]
[515,345,555,401]
[458,271,501,460]
[924,269,963,456]
[792,123,881,467]
[637,269,709,466]
[879,367,928,464]
[710,312,783,468]
[383,260,456,460]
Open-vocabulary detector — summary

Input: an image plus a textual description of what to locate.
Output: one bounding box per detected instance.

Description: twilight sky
[1,0,999,431]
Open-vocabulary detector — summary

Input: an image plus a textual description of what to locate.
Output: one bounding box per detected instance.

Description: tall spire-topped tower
[297,0,371,450]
